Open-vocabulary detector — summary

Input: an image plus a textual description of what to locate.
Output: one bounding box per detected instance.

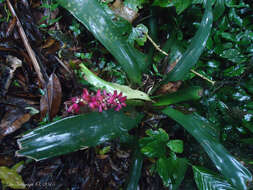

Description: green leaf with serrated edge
[80,64,151,101]
[193,166,237,190]
[139,128,169,158]
[163,107,252,190]
[17,109,143,161]
[163,0,213,82]
[167,140,183,153]
[0,164,25,189]
[58,0,148,84]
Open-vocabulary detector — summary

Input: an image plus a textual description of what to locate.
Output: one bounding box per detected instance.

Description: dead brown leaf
[166,58,180,73]
[110,0,138,23]
[6,17,16,37]
[156,81,182,95]
[0,109,30,139]
[40,73,62,120]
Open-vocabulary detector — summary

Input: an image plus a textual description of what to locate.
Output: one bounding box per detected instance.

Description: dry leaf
[0,109,31,139]
[156,81,182,95]
[110,0,138,23]
[40,73,62,120]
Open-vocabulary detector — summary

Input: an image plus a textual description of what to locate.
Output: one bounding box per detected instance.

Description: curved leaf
[193,166,237,190]
[153,86,203,106]
[213,0,225,21]
[163,107,252,190]
[163,0,213,82]
[80,64,151,101]
[17,109,143,161]
[58,0,147,84]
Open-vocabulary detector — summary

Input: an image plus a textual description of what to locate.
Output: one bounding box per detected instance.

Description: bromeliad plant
[16,0,253,189]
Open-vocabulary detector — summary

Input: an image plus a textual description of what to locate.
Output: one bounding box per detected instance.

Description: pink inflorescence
[67,88,127,113]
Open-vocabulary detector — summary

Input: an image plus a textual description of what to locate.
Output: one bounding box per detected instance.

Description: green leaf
[156,157,172,187]
[152,0,174,7]
[80,64,151,101]
[163,0,213,82]
[193,166,237,190]
[242,80,253,94]
[225,0,249,8]
[99,146,111,155]
[241,138,253,145]
[213,0,225,21]
[128,24,148,46]
[223,65,246,77]
[139,128,169,158]
[163,107,252,190]
[153,86,203,106]
[156,156,188,189]
[220,49,246,63]
[124,0,147,11]
[228,8,243,27]
[17,109,143,161]
[153,0,192,14]
[167,140,183,153]
[173,0,193,14]
[0,164,25,189]
[58,0,148,84]
[125,142,143,190]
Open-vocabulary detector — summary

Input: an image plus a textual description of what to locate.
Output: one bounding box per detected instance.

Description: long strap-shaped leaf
[163,107,252,190]
[163,0,213,82]
[58,0,147,84]
[80,64,151,101]
[193,166,237,190]
[17,109,143,161]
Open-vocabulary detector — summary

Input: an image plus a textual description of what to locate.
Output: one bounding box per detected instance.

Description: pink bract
[67,89,127,113]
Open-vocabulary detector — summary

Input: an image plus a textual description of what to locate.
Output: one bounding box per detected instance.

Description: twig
[6,0,45,85]
[146,33,168,56]
[54,56,72,74]
[146,33,216,85]
[190,69,216,85]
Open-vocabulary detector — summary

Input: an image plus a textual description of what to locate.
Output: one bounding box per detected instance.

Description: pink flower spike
[103,90,108,96]
[71,97,78,103]
[66,88,127,114]
[67,103,80,113]
[96,89,101,97]
[119,96,127,102]
[98,105,103,112]
[82,88,90,101]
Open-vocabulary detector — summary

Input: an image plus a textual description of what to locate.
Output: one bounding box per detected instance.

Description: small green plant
[69,20,83,37]
[139,128,186,187]
[0,1,11,23]
[39,0,61,28]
